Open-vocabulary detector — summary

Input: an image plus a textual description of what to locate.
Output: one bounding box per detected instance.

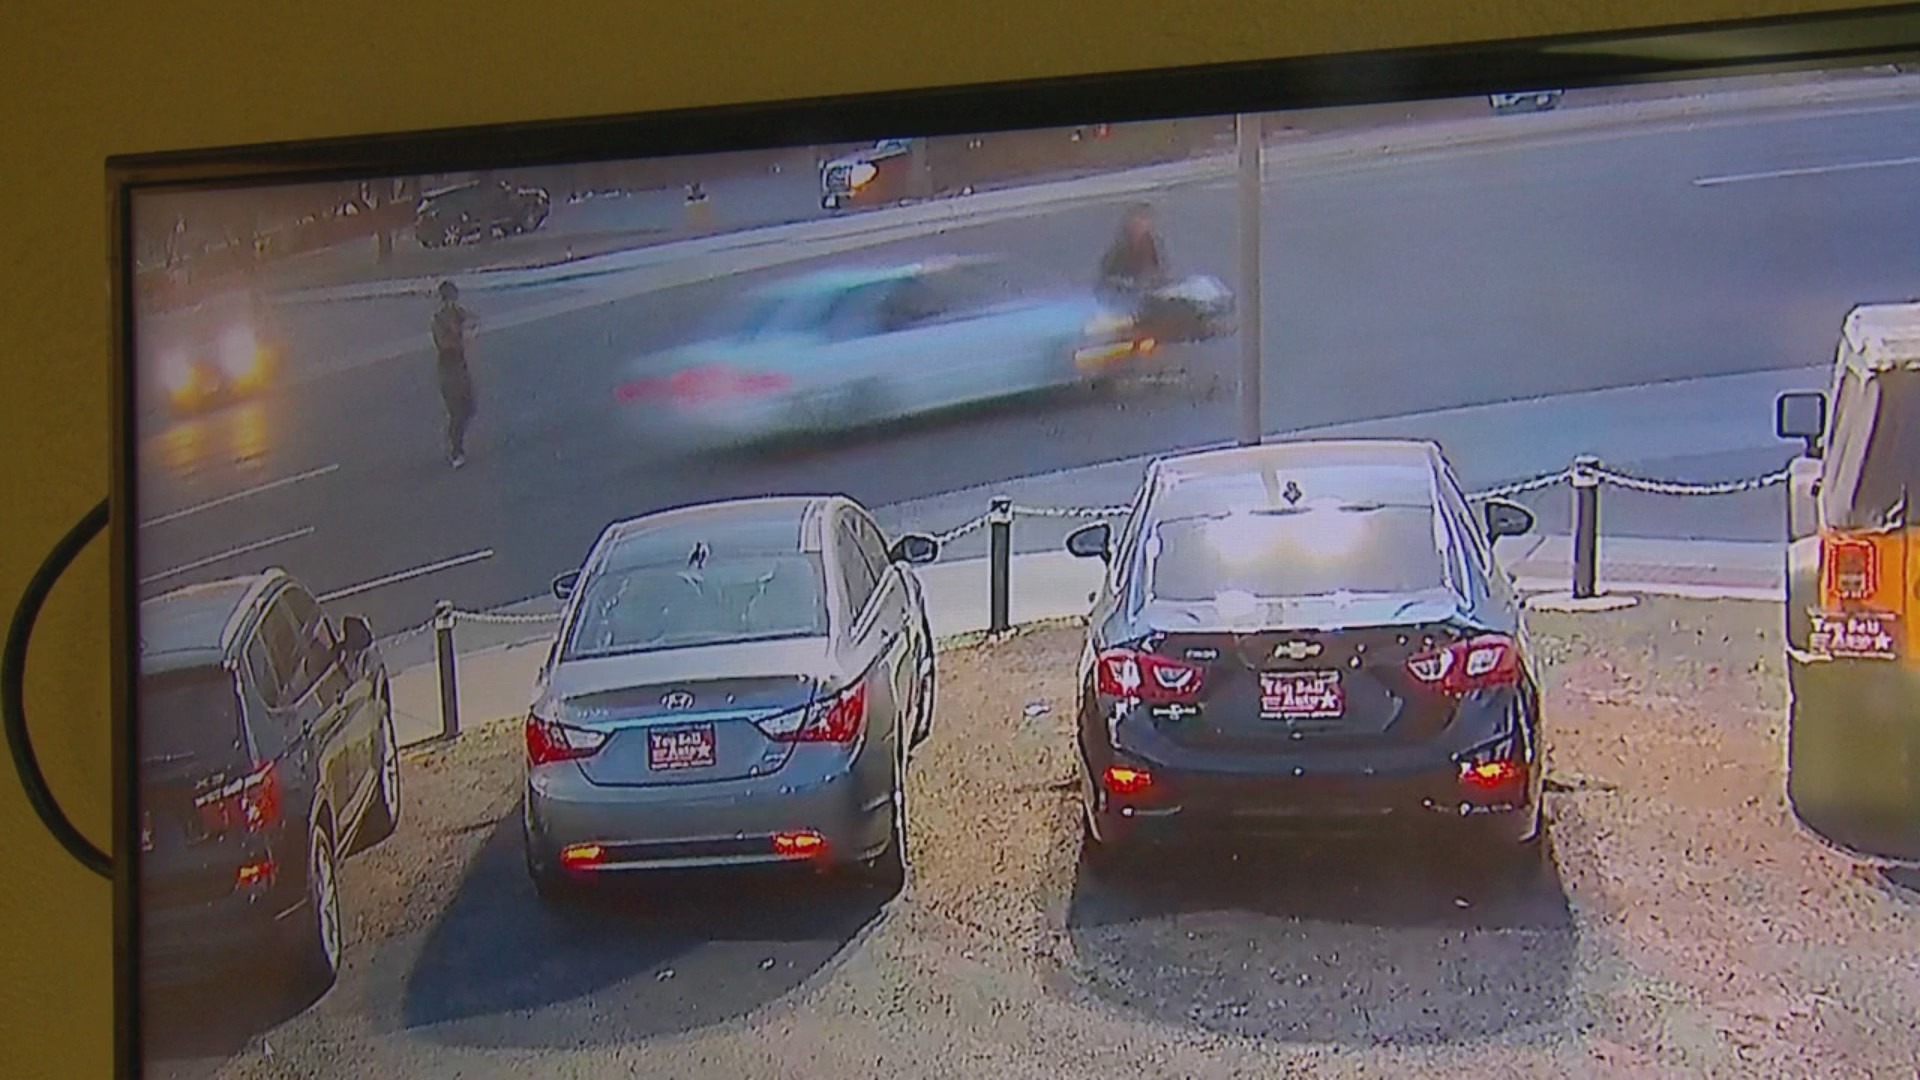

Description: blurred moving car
[1777,302,1920,859]
[139,570,397,992]
[523,496,941,900]
[614,258,1149,451]
[1489,90,1564,113]
[144,288,284,418]
[1063,440,1547,878]
[413,178,551,247]
[820,139,916,210]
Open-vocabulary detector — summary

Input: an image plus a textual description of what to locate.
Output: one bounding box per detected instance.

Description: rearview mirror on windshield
[1776,391,1827,457]
[1066,521,1112,562]
[1483,499,1535,541]
[551,571,582,601]
[889,533,940,565]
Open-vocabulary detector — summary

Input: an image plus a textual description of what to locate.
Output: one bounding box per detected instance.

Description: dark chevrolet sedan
[1064,439,1547,876]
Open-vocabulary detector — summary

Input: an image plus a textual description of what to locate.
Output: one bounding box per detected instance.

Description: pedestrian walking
[431,280,477,468]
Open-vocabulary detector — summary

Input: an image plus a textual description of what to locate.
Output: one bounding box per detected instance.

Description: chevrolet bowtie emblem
[1272,640,1323,661]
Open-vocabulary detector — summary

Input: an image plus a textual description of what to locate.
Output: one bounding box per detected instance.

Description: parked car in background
[1064,439,1548,881]
[1490,90,1564,113]
[523,496,941,900]
[613,257,1151,452]
[139,570,398,993]
[413,179,551,247]
[1777,301,1920,860]
[820,139,917,210]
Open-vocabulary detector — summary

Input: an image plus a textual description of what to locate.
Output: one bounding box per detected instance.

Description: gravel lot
[145,597,1920,1079]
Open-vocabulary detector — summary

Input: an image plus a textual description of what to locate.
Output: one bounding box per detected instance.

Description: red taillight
[1101,764,1155,796]
[526,714,609,766]
[235,858,275,888]
[194,762,281,837]
[1826,537,1878,600]
[772,831,827,858]
[1407,634,1521,695]
[1095,648,1204,704]
[771,680,867,744]
[1460,759,1526,792]
[559,843,605,867]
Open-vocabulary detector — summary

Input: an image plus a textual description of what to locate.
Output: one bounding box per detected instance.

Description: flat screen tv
[107,6,1920,1076]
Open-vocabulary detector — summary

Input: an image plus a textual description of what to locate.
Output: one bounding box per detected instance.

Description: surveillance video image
[132,67,1920,1079]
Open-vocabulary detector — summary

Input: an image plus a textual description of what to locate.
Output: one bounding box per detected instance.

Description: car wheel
[859,769,908,894]
[911,624,936,749]
[293,822,344,992]
[1077,808,1130,880]
[525,830,581,905]
[352,714,400,853]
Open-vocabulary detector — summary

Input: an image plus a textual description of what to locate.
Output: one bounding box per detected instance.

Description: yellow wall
[0,1,1877,1075]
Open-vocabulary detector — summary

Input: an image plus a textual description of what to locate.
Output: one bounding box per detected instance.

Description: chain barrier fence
[403,453,1789,741]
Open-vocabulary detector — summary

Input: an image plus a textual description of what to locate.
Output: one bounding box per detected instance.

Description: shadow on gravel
[141,962,329,1067]
[398,810,889,1050]
[1065,835,1576,1046]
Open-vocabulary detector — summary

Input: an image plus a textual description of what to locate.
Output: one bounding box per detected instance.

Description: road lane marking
[318,549,494,603]
[1694,154,1920,187]
[140,464,340,528]
[139,528,315,587]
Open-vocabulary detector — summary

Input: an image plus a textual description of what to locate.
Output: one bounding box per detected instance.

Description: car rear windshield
[138,668,246,768]
[563,554,830,659]
[1144,505,1450,603]
[1825,371,1920,529]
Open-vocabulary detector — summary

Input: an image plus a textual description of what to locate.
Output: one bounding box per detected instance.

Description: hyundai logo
[660,691,695,710]
[1272,640,1323,661]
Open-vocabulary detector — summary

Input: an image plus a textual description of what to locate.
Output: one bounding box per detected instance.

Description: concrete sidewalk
[387,532,1782,748]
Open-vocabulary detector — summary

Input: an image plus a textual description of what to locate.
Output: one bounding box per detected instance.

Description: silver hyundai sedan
[522,495,940,900]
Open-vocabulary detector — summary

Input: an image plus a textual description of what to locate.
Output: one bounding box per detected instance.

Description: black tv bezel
[107,4,1920,1075]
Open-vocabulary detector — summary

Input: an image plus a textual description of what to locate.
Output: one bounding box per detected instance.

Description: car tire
[351,713,400,854]
[1077,807,1130,880]
[292,821,344,993]
[525,832,581,906]
[858,770,908,895]
[911,623,936,749]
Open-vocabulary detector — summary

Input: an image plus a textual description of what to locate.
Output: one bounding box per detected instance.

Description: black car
[138,570,398,991]
[413,178,551,247]
[1063,439,1547,876]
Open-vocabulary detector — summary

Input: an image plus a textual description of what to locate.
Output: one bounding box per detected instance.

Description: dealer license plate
[1260,670,1345,720]
[648,724,716,771]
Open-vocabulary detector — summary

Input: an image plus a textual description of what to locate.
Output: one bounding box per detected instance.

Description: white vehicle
[614,257,1147,452]
[1489,90,1563,113]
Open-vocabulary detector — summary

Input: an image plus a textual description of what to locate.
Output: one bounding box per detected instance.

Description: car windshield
[563,554,829,659]
[730,292,838,341]
[1144,504,1450,603]
[138,668,245,768]
[1825,370,1920,529]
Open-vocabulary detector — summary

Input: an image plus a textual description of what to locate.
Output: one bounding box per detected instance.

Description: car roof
[137,571,283,671]
[1149,439,1443,516]
[1842,303,1920,375]
[594,496,839,572]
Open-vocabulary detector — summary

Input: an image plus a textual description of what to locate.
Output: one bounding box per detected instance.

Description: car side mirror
[1483,498,1535,541]
[1066,521,1112,562]
[1776,391,1827,458]
[889,533,939,565]
[338,615,373,658]
[552,571,582,601]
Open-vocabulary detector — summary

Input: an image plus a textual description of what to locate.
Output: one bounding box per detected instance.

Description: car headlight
[849,162,879,189]
[1084,312,1134,338]
[218,324,260,378]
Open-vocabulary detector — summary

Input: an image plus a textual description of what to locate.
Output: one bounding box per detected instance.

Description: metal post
[988,497,1013,634]
[1236,112,1263,447]
[1571,456,1601,600]
[433,601,461,741]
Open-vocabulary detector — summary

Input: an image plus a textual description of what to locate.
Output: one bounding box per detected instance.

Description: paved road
[133,95,1920,639]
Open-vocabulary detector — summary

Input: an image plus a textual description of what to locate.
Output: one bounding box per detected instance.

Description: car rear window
[563,554,830,659]
[138,668,246,768]
[1144,505,1450,602]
